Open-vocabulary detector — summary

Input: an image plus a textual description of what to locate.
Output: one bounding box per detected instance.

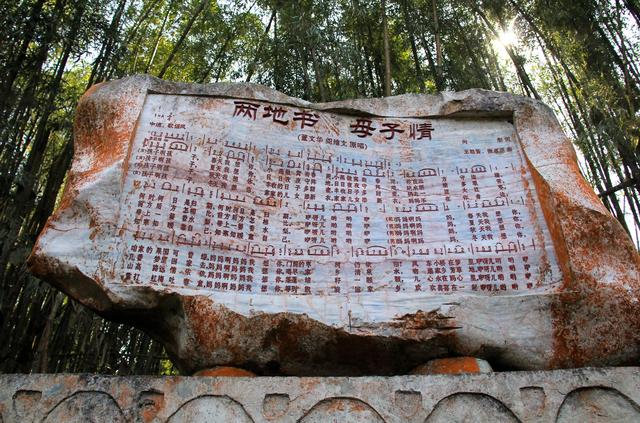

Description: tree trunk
[310,46,328,101]
[382,0,392,96]
[473,5,541,99]
[431,0,444,90]
[624,0,640,26]
[401,0,424,92]
[88,0,127,87]
[0,0,86,266]
[144,0,173,74]
[245,9,276,82]
[0,0,46,119]
[158,0,209,78]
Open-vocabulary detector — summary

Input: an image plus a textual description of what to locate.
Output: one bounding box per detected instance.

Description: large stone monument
[28,75,640,376]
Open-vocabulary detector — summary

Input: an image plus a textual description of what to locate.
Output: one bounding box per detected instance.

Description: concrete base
[0,367,639,422]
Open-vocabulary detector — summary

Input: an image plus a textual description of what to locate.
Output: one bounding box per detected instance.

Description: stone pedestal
[1,367,638,422]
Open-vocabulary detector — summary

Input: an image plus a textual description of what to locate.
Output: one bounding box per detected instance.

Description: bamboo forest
[0,0,638,374]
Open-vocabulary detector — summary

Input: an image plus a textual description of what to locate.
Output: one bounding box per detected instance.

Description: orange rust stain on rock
[410,357,481,375]
[527,164,575,368]
[181,296,235,363]
[140,407,156,423]
[390,309,459,341]
[392,310,451,329]
[139,392,164,423]
[299,379,321,392]
[178,295,451,376]
[349,401,369,412]
[54,81,146,217]
[548,193,640,368]
[194,367,256,377]
[516,137,638,369]
[25,245,46,277]
[115,384,135,409]
[526,156,572,283]
[326,400,346,412]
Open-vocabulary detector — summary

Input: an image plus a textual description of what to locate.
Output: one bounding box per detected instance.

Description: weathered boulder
[28,75,640,375]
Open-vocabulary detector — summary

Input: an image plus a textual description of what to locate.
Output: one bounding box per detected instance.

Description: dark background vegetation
[0,0,638,375]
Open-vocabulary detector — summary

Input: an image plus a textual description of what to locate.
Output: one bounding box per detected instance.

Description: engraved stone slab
[120,94,559,301]
[28,75,640,375]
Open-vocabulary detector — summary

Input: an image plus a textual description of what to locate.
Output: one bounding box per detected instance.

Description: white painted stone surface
[116,94,561,324]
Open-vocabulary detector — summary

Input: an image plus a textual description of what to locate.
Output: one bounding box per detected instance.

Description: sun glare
[491,20,518,59]
[497,28,518,47]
